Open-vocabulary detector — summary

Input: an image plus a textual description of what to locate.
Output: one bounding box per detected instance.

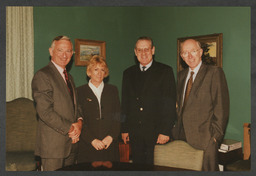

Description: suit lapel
[85,84,100,107]
[185,64,207,107]
[48,62,75,112]
[177,69,189,115]
[133,66,143,96]
[48,62,70,95]
[101,84,110,107]
[191,64,207,96]
[138,61,156,95]
[67,73,78,114]
[142,61,155,93]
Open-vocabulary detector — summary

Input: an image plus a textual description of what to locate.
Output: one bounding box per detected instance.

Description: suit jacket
[32,62,82,158]
[173,64,229,150]
[76,83,120,162]
[121,60,176,140]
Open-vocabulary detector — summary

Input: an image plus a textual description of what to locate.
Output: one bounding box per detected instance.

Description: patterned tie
[63,70,74,101]
[183,71,194,106]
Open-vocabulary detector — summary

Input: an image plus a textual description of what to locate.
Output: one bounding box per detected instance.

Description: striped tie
[63,70,74,101]
[183,71,194,106]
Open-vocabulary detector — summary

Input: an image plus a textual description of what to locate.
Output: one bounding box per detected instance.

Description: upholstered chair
[154,140,204,171]
[6,97,38,171]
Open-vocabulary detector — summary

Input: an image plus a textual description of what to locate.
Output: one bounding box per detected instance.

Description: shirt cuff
[77,117,83,121]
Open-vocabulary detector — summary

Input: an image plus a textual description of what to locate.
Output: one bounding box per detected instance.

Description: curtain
[6,6,34,101]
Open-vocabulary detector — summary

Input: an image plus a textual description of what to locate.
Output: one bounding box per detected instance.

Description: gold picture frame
[75,39,106,66]
[177,33,223,72]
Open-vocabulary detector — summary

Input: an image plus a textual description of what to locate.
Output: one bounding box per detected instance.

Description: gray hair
[50,35,73,50]
[135,36,154,49]
[180,39,202,51]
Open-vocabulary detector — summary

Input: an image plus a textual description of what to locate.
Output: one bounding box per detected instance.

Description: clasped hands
[91,136,113,150]
[122,133,169,144]
[68,119,82,144]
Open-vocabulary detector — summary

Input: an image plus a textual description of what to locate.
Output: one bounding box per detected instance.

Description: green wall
[34,7,250,144]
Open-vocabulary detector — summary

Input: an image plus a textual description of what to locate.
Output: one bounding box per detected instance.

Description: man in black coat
[121,36,176,164]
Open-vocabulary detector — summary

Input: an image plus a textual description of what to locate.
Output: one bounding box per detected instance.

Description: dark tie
[183,71,194,106]
[63,70,74,102]
[142,66,146,72]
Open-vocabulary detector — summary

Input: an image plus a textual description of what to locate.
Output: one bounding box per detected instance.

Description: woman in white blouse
[76,55,121,163]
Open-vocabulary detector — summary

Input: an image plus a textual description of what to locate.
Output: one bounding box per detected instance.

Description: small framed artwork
[75,39,106,66]
[177,33,223,72]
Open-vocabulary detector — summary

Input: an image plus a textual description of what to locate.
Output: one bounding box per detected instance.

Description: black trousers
[130,133,156,165]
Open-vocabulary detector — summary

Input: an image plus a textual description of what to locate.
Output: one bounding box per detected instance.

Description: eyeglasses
[181,49,200,58]
[136,47,151,53]
[56,49,73,55]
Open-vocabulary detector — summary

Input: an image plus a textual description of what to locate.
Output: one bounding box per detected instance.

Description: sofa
[6,97,38,171]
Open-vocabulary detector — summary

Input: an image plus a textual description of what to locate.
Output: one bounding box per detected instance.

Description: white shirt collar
[140,60,153,71]
[51,60,66,82]
[189,61,202,77]
[88,80,104,104]
[89,80,104,90]
[51,60,65,72]
[183,61,202,105]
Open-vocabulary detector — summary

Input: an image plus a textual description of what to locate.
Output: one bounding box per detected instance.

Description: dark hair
[135,36,154,49]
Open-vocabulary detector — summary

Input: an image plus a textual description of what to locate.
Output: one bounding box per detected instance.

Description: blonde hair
[87,55,109,78]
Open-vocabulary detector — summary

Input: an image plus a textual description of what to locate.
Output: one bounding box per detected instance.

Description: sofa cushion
[6,151,36,171]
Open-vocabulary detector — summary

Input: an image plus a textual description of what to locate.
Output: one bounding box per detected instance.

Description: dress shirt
[88,80,104,105]
[89,80,104,120]
[51,60,67,83]
[140,60,153,71]
[182,61,202,105]
[51,60,83,121]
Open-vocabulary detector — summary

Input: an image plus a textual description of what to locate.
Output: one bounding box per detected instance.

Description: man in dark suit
[173,39,229,171]
[121,36,176,165]
[32,36,83,171]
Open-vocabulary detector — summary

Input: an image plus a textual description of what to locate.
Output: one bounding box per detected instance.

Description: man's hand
[122,133,129,144]
[71,137,79,144]
[102,136,113,149]
[68,119,83,143]
[91,139,105,150]
[156,134,170,144]
[69,119,82,138]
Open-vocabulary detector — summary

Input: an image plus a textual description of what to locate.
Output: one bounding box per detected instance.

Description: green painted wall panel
[34,7,250,144]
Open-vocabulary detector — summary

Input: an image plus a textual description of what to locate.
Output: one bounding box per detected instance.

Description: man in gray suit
[32,36,83,171]
[173,39,229,171]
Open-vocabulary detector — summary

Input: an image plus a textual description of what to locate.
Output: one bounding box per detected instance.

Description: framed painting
[177,33,223,72]
[75,39,106,66]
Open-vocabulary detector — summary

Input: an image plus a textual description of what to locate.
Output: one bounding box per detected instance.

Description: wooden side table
[218,147,243,171]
